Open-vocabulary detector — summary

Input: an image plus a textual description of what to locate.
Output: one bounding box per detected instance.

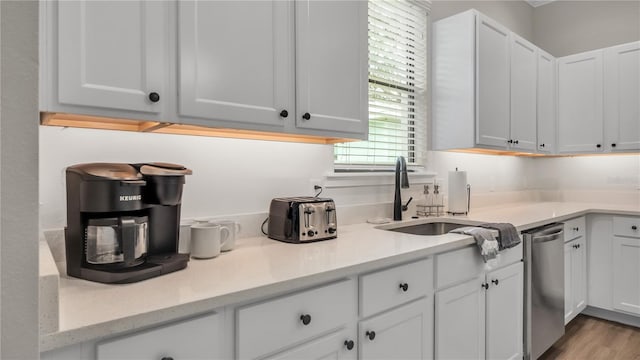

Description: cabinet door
[178,1,292,129]
[557,50,604,153]
[509,35,537,151]
[96,312,224,360]
[486,262,523,360]
[537,49,556,154]
[57,1,166,113]
[435,277,485,359]
[587,215,614,310]
[604,41,640,152]
[266,327,356,360]
[294,0,368,135]
[564,241,574,325]
[572,237,587,314]
[476,14,510,148]
[612,236,640,315]
[359,297,432,360]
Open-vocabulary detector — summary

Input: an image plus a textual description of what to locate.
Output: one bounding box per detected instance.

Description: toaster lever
[304,206,315,229]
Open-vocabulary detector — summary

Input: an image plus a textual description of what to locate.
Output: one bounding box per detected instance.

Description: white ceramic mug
[211,220,241,252]
[190,223,229,259]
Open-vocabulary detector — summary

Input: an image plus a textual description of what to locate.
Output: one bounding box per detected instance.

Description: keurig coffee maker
[65,162,192,283]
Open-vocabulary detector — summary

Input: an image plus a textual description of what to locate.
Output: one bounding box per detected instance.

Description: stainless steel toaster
[268,197,337,243]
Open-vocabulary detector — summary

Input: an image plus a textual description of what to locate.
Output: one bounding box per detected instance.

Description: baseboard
[582,306,640,328]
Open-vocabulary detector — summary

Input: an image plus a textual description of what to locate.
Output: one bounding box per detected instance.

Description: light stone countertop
[39,201,640,352]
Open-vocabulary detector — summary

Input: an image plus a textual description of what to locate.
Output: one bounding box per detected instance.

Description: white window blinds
[334,0,428,168]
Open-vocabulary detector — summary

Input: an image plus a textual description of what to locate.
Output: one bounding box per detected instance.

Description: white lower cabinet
[564,237,587,324]
[435,245,524,360]
[359,297,432,360]
[236,279,357,360]
[485,263,524,360]
[42,311,227,360]
[588,215,640,319]
[612,235,640,315]
[435,276,486,359]
[265,327,357,360]
[96,312,224,360]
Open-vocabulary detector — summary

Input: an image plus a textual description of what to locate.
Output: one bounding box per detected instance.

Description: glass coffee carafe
[85,216,148,267]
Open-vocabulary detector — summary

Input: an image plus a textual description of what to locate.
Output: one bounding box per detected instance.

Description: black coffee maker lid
[67,163,142,180]
[139,163,193,176]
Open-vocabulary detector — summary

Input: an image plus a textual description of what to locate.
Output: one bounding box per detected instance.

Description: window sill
[323,170,436,188]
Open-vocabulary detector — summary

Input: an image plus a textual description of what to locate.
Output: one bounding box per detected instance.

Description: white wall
[431,0,534,41]
[39,127,535,230]
[533,0,640,57]
[528,154,640,194]
[0,1,39,358]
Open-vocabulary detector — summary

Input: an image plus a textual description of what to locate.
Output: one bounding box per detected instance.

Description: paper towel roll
[448,170,468,214]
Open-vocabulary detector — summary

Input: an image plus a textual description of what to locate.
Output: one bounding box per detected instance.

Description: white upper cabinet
[509,34,538,151]
[41,0,368,140]
[476,14,511,148]
[57,1,167,114]
[294,0,368,135]
[178,1,292,130]
[604,41,640,152]
[433,10,541,153]
[557,50,604,153]
[537,49,557,154]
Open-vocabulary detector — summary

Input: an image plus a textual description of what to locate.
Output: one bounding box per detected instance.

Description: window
[334,0,429,169]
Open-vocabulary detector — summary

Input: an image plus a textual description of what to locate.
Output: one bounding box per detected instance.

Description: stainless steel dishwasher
[523,223,565,360]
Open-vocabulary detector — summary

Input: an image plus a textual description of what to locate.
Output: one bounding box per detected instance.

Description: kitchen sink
[380,221,473,236]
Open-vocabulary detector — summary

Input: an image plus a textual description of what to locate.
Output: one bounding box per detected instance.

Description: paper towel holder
[447,184,470,215]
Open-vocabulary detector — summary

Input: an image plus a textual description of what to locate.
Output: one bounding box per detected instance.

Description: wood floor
[539,314,640,360]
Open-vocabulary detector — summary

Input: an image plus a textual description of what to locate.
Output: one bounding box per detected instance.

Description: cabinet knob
[611,143,617,148]
[302,112,311,120]
[573,244,579,249]
[161,357,174,360]
[365,330,376,341]
[596,144,602,148]
[514,140,519,144]
[300,314,312,325]
[507,139,513,144]
[148,92,160,103]
[573,227,579,231]
[491,279,499,286]
[344,340,355,350]
[482,283,489,290]
[279,110,289,118]
[399,283,409,292]
[632,225,638,230]
[540,143,545,148]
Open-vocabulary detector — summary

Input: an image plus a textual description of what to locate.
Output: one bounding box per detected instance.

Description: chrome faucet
[393,156,412,221]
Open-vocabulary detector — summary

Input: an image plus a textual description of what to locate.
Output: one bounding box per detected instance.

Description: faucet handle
[402,197,413,211]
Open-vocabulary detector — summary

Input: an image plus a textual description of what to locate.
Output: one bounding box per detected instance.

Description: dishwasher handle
[532,230,564,243]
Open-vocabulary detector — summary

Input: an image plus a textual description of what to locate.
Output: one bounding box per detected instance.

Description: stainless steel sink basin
[384,222,468,236]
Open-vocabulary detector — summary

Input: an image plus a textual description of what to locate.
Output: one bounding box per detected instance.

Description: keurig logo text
[119,195,142,202]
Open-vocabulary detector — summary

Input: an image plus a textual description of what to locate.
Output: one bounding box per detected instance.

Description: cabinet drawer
[564,216,586,242]
[436,243,523,289]
[96,312,223,360]
[359,258,433,318]
[613,216,640,238]
[237,279,356,360]
[436,246,484,289]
